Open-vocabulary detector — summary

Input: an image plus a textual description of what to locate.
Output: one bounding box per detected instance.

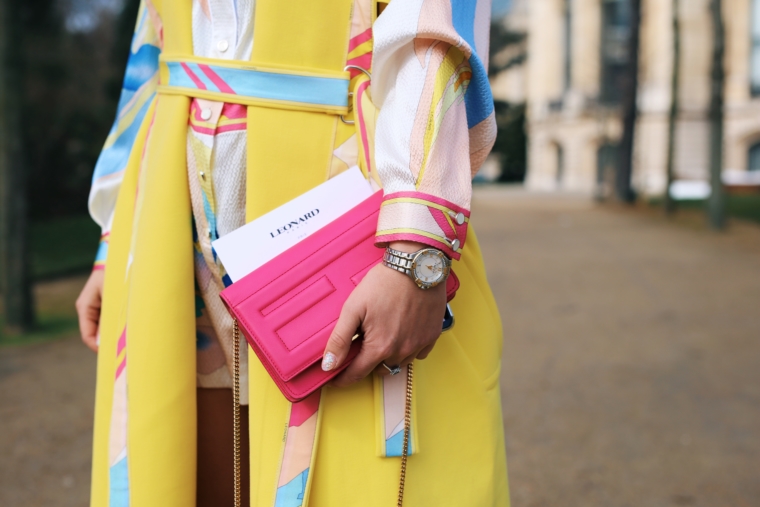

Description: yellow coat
[90,0,509,505]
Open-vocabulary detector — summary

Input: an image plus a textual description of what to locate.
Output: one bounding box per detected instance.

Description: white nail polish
[322,352,337,371]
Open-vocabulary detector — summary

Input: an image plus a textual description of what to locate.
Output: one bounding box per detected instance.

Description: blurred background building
[490,0,760,196]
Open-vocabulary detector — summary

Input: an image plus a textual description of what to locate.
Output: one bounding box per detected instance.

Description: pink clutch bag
[220,190,459,402]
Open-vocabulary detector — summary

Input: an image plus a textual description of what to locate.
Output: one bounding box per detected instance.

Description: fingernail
[322,352,337,371]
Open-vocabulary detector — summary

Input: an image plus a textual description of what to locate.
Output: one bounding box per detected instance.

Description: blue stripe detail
[274,469,309,507]
[94,240,109,263]
[385,426,413,457]
[464,55,494,128]
[188,63,218,92]
[451,0,477,50]
[109,455,130,507]
[165,62,350,108]
[92,42,160,182]
[449,0,494,127]
[200,192,218,242]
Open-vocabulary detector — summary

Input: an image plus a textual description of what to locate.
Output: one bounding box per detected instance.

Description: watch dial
[414,251,445,284]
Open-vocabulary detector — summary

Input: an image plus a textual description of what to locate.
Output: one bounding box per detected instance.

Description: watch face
[413,250,446,285]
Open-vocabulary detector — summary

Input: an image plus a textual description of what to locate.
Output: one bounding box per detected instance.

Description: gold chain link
[233,320,242,507]
[233,319,413,507]
[397,362,413,507]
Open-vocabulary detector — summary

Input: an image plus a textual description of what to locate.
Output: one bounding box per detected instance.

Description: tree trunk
[0,0,34,334]
[707,0,726,229]
[665,0,680,215]
[617,0,642,203]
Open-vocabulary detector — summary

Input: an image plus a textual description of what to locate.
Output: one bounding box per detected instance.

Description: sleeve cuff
[93,233,110,271]
[374,191,470,260]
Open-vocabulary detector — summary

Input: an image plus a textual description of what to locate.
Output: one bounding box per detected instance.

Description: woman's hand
[322,242,448,387]
[76,269,105,353]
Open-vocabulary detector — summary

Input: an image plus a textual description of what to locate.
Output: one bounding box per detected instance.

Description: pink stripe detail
[215,122,247,134]
[429,207,455,237]
[383,191,470,216]
[356,80,372,175]
[189,124,217,135]
[198,65,236,94]
[222,103,247,119]
[348,28,373,52]
[376,233,461,260]
[289,391,321,427]
[115,356,127,380]
[93,264,105,271]
[180,62,207,90]
[116,328,127,356]
[346,53,373,77]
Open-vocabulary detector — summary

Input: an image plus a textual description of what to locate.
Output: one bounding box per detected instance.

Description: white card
[212,166,375,283]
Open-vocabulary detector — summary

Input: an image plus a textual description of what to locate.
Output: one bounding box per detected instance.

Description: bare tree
[707,0,726,229]
[617,0,642,203]
[665,0,680,215]
[0,0,34,334]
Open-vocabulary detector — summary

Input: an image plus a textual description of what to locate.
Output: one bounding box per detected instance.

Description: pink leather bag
[220,190,459,402]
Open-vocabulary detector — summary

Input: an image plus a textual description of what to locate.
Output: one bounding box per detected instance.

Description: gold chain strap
[233,320,242,507]
[397,362,413,507]
[232,319,413,507]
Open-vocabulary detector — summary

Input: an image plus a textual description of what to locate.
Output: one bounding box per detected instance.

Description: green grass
[725,194,760,223]
[0,214,97,345]
[29,214,101,280]
[0,314,79,346]
[648,194,760,224]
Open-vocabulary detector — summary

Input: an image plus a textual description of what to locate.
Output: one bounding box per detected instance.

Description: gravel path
[1,189,759,506]
[475,189,760,507]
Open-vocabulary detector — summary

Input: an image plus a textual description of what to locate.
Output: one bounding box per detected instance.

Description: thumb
[322,301,362,372]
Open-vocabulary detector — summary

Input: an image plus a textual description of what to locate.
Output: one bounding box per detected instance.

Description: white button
[216,40,229,53]
[450,239,461,251]
[455,212,466,225]
[200,108,212,121]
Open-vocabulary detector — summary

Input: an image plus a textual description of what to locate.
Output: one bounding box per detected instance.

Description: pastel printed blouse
[88,0,496,393]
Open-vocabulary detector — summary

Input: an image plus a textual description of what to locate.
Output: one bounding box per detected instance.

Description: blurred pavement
[1,188,759,506]
[475,187,760,507]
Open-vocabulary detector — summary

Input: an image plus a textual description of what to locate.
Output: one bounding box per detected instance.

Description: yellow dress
[89,0,509,505]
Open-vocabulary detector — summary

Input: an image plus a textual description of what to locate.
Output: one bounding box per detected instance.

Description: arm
[77,0,162,352]
[323,0,496,384]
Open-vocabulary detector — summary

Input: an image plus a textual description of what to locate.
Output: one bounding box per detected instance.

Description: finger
[416,343,435,360]
[77,305,100,353]
[322,301,363,372]
[331,344,386,387]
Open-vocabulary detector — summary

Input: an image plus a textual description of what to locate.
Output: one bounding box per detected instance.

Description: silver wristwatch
[382,247,451,290]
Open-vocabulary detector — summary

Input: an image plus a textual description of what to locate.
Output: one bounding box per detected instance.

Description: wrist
[383,244,451,290]
[388,241,428,254]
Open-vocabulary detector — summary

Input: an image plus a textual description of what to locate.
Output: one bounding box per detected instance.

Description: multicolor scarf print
[89,4,162,505]
[185,0,253,395]
[376,366,418,457]
[187,97,250,396]
[372,0,496,260]
[107,328,129,507]
[274,392,322,507]
[88,0,161,235]
[93,233,109,271]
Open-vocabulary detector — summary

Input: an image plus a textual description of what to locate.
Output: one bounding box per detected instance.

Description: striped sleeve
[371,0,496,260]
[88,0,162,267]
